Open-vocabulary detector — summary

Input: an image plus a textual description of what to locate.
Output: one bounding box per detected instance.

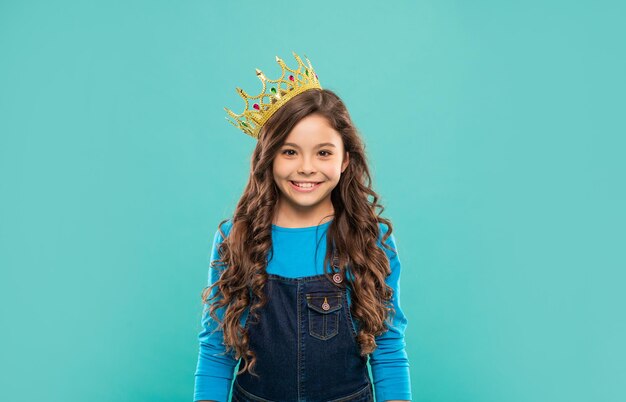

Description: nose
[297,155,316,175]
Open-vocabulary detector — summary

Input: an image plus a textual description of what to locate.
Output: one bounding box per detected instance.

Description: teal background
[1,1,624,401]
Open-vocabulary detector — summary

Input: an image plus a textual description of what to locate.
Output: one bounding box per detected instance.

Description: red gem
[289,75,294,81]
[253,104,260,110]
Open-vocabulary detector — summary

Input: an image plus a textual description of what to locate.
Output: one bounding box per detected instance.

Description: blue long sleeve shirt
[194,219,412,402]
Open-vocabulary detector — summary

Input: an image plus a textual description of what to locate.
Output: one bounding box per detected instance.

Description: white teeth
[292,181,318,188]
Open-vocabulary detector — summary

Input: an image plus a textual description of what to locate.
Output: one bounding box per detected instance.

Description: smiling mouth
[290,181,323,191]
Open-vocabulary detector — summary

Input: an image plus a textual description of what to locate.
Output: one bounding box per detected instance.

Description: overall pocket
[306,292,342,340]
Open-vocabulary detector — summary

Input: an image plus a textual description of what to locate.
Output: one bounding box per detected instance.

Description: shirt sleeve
[194,221,239,402]
[369,224,413,401]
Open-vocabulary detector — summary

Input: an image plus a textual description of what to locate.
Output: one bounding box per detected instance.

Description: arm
[369,225,413,402]
[193,222,239,402]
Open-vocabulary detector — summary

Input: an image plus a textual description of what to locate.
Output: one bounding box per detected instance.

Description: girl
[194,52,411,402]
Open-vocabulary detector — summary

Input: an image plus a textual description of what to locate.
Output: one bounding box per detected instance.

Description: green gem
[305,69,309,76]
[270,87,276,93]
[242,122,248,127]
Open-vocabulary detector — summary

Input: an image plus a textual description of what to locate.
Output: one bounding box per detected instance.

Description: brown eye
[319,150,332,157]
[282,149,296,156]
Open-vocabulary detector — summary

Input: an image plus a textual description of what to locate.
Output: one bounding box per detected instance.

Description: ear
[341,151,350,173]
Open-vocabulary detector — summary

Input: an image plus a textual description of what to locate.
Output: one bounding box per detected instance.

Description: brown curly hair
[201,88,397,378]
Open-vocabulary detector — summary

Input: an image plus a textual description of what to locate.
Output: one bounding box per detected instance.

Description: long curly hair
[201,88,397,377]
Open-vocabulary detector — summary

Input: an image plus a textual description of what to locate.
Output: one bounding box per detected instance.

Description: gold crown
[224,51,322,139]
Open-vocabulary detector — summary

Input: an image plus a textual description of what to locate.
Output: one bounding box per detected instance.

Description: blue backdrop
[1,1,624,401]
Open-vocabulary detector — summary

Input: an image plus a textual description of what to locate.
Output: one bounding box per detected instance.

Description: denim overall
[231,267,374,402]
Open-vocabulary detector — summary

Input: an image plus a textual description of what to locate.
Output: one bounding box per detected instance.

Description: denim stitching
[327,382,373,402]
[306,293,341,340]
[297,281,302,401]
[234,379,276,402]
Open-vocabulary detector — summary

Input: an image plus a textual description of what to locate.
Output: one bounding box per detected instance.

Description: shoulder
[208,218,234,270]
[212,218,234,244]
[377,220,392,240]
[376,220,398,260]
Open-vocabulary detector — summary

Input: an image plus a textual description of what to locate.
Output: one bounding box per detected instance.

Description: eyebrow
[282,142,337,148]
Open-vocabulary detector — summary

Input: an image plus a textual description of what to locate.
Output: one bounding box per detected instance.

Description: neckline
[271,218,333,232]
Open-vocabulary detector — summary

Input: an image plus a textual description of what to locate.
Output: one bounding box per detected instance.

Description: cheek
[271,159,281,174]
[272,162,289,179]
[322,165,342,180]
[272,168,282,181]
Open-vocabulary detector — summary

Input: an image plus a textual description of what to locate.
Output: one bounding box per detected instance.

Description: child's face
[272,114,349,216]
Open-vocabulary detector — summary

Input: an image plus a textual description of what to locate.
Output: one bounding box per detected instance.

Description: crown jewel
[224,51,322,139]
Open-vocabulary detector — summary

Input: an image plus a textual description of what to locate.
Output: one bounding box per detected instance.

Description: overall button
[306,292,342,340]
[332,273,343,284]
